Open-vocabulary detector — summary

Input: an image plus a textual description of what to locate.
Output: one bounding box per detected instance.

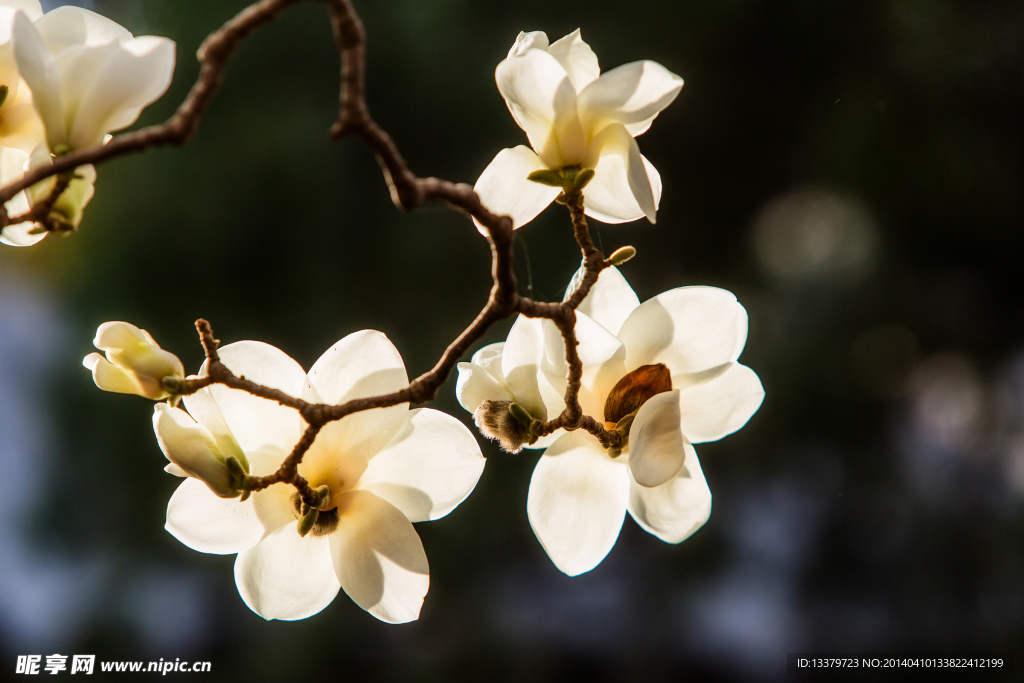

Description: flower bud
[153,404,244,499]
[474,400,539,453]
[83,321,185,400]
[26,146,96,234]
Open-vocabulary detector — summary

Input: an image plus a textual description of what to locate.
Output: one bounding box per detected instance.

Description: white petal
[0,2,42,26]
[0,220,44,247]
[547,29,600,92]
[235,522,340,621]
[678,363,764,443]
[536,310,624,403]
[627,440,711,543]
[204,341,305,458]
[33,6,132,52]
[329,490,430,624]
[302,330,409,465]
[508,30,548,57]
[617,286,749,373]
[496,48,586,168]
[12,11,65,147]
[165,478,264,555]
[501,315,565,421]
[470,342,505,373]
[455,361,508,413]
[82,352,139,395]
[473,146,560,232]
[566,264,641,335]
[67,36,175,149]
[527,431,629,576]
[358,408,485,523]
[579,60,683,137]
[582,122,658,223]
[628,390,686,487]
[0,102,45,152]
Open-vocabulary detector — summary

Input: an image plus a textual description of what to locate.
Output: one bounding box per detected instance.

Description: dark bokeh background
[2,0,1023,680]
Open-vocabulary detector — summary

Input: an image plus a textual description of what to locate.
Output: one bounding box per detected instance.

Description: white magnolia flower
[83,321,185,401]
[0,2,44,153]
[457,267,763,576]
[475,29,682,230]
[164,332,486,623]
[12,5,175,152]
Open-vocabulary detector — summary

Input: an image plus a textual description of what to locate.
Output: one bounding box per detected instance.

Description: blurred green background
[1,0,1023,680]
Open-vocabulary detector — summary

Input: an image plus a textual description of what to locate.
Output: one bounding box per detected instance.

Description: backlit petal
[617,286,748,374]
[627,439,711,543]
[329,490,430,624]
[473,146,560,232]
[496,48,585,168]
[235,522,340,621]
[578,60,683,137]
[582,122,658,223]
[165,478,264,555]
[547,29,600,92]
[678,363,764,443]
[358,408,485,522]
[527,431,629,576]
[628,389,686,487]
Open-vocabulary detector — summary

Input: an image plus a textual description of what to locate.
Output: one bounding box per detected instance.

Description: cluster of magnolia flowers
[0,0,174,246]
[76,28,764,623]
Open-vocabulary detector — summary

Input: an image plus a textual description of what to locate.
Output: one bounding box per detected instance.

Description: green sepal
[527,169,564,187]
[567,168,595,191]
[297,508,320,537]
[508,402,534,427]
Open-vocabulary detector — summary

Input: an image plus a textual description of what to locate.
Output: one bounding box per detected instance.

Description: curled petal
[235,522,340,621]
[165,478,264,555]
[473,146,560,232]
[496,48,585,168]
[82,352,137,394]
[455,361,508,413]
[583,123,659,223]
[527,431,629,576]
[617,286,749,374]
[508,30,548,57]
[358,408,485,523]
[578,60,683,137]
[628,390,686,487]
[627,440,711,543]
[678,363,764,443]
[547,29,600,92]
[329,490,430,624]
[470,342,505,382]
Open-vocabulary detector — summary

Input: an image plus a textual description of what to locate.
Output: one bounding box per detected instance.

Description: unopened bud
[606,246,637,266]
[84,321,185,401]
[313,484,331,510]
[153,404,242,499]
[474,399,536,453]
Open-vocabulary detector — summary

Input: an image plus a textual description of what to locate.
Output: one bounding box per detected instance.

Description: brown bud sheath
[604,364,672,423]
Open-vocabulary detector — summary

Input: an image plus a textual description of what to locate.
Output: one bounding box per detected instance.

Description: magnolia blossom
[164,332,486,623]
[0,2,44,153]
[475,30,682,230]
[83,321,185,401]
[457,267,763,575]
[12,5,175,152]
